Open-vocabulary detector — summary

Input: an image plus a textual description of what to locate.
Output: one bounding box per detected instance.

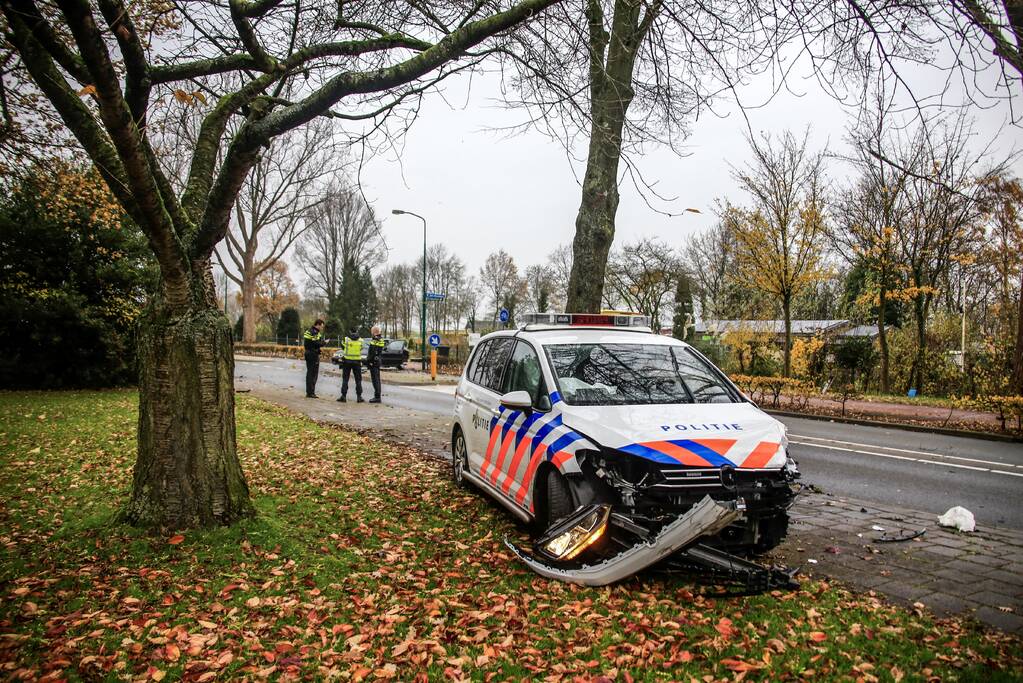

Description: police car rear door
[483,340,549,493]
[462,337,515,475]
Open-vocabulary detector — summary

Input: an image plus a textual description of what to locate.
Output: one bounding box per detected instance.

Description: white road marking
[789,433,1022,469]
[788,438,1023,478]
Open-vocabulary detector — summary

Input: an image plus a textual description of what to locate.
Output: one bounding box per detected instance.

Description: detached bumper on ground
[505,495,743,587]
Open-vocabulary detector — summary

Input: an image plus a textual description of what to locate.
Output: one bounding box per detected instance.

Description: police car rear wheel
[452,428,469,488]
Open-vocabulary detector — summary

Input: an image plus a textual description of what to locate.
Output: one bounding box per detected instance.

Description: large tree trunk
[565,0,649,313]
[1012,268,1023,394]
[877,289,890,393]
[122,305,254,528]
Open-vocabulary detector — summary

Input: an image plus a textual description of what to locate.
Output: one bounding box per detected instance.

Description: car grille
[644,465,784,492]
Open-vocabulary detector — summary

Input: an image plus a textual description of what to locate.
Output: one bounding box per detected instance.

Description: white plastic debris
[937,506,976,532]
[871,525,886,531]
[807,559,818,564]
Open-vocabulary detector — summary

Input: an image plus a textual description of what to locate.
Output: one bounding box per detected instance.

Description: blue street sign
[499,308,510,323]
[425,292,446,301]
[428,334,441,348]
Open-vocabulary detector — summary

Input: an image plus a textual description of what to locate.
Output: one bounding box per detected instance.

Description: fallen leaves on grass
[1,391,1021,682]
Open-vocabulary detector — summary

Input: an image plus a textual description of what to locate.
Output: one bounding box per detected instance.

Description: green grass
[1,390,1020,681]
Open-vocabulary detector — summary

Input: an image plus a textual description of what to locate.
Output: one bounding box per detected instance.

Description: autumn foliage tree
[727,131,830,377]
[0,0,560,529]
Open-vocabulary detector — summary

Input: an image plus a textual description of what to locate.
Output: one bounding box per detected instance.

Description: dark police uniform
[337,333,364,402]
[302,325,325,397]
[367,335,385,403]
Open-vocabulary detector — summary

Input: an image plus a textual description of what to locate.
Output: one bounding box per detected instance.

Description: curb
[764,408,1023,444]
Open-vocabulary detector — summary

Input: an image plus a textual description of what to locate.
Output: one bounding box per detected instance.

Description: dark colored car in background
[331,339,409,369]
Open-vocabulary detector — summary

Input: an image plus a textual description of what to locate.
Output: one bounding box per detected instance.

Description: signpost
[425,292,446,301]
[499,308,510,325]
[428,334,440,381]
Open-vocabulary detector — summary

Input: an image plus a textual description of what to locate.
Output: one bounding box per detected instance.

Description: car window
[466,340,490,385]
[476,337,515,392]
[675,348,735,403]
[385,340,404,353]
[501,341,545,405]
[545,343,738,406]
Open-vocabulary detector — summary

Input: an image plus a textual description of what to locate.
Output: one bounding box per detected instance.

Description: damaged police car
[451,313,800,588]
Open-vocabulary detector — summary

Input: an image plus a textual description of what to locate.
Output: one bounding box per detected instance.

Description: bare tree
[603,237,678,331]
[681,220,745,321]
[546,243,573,310]
[480,249,520,324]
[460,275,485,332]
[977,174,1023,393]
[896,116,988,393]
[523,263,556,314]
[419,244,466,333]
[0,0,560,528]
[728,130,830,377]
[296,184,385,311]
[831,105,917,392]
[219,120,338,342]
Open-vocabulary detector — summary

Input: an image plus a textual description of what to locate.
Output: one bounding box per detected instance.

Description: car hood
[559,402,787,469]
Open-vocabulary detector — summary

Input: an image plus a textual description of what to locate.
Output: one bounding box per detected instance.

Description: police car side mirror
[500,390,534,412]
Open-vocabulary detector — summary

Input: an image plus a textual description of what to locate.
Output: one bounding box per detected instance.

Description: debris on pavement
[871,525,886,531]
[938,506,976,532]
[876,528,927,543]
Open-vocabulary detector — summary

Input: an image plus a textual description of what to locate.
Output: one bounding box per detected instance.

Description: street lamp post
[391,209,428,372]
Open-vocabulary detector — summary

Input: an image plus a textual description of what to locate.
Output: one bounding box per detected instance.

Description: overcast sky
[269,47,1023,296]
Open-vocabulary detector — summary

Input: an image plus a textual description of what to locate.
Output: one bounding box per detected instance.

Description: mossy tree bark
[123,304,253,527]
[565,0,660,313]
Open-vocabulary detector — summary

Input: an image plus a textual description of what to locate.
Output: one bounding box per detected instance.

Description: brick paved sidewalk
[771,491,1023,633]
[771,394,1001,428]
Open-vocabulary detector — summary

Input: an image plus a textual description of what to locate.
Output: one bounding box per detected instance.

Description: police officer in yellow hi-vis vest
[337,326,364,403]
[367,326,385,403]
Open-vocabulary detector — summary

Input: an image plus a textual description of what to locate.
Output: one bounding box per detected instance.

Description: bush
[277,307,302,340]
[0,163,155,388]
[234,342,337,361]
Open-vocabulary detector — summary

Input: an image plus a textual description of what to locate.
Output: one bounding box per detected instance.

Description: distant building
[692,319,852,342]
[838,325,880,339]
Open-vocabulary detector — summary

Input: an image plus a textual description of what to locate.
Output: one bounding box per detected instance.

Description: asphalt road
[236,357,1023,530]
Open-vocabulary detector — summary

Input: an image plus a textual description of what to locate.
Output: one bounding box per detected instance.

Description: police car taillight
[520,312,651,327]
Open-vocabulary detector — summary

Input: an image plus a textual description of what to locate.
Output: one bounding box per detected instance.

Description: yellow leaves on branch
[726,204,830,300]
[34,162,125,229]
[173,89,207,106]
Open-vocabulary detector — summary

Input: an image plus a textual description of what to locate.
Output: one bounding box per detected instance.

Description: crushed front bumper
[505,495,742,587]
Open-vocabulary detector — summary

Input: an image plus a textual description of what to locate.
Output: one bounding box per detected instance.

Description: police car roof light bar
[520,312,651,328]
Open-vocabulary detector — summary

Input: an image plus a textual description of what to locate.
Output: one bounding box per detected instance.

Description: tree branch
[54,0,190,305]
[254,0,561,138]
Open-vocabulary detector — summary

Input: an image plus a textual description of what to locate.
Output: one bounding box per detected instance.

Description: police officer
[302,318,326,398]
[337,326,364,403]
[367,326,385,404]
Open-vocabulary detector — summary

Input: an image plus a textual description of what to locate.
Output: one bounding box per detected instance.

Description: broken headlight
[783,456,800,480]
[535,504,610,562]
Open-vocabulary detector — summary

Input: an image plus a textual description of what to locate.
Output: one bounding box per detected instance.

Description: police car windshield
[545,343,738,406]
